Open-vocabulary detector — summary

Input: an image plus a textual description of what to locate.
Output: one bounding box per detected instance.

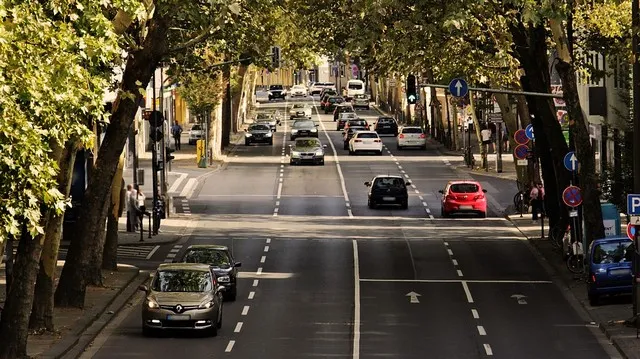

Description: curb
[506,216,632,359]
[43,268,144,359]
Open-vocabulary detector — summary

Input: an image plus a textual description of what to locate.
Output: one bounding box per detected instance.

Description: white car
[188,124,204,145]
[345,79,365,101]
[289,84,308,97]
[349,131,383,155]
[397,126,426,150]
[289,104,312,119]
[310,82,335,96]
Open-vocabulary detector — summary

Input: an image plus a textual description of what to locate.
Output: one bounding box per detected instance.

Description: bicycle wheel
[566,255,584,274]
[513,192,522,209]
[549,225,565,249]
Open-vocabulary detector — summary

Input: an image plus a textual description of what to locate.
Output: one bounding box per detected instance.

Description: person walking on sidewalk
[135,184,146,232]
[171,123,183,150]
[529,182,545,222]
[480,125,492,153]
[126,184,138,232]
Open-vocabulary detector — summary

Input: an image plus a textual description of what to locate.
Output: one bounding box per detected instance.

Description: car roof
[401,126,422,129]
[157,263,212,271]
[186,244,229,251]
[447,180,481,185]
[295,137,321,141]
[374,175,404,179]
[592,236,632,244]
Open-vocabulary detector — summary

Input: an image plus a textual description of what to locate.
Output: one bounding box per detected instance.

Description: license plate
[610,269,631,276]
[302,155,313,159]
[166,314,190,320]
[383,196,395,201]
[297,112,305,115]
[459,205,473,210]
[364,140,373,144]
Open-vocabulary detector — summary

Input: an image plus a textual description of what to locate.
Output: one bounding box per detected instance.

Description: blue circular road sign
[563,185,583,207]
[514,144,529,160]
[563,151,579,172]
[525,124,535,140]
[448,78,468,98]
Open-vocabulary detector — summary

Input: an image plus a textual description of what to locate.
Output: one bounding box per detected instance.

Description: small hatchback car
[140,263,225,336]
[439,181,487,218]
[587,236,635,306]
[365,175,411,209]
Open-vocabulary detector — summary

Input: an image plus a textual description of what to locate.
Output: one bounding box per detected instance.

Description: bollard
[148,212,152,238]
[139,213,144,242]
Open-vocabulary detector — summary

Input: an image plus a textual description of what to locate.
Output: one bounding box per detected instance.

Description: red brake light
[374,139,381,142]
[474,194,485,200]
[591,274,596,283]
[419,134,426,139]
[399,134,405,139]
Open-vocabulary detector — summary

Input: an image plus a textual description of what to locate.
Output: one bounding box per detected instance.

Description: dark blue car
[587,236,635,306]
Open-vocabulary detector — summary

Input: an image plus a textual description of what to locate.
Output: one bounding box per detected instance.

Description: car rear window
[348,83,363,90]
[250,124,270,131]
[357,133,378,139]
[296,139,321,147]
[378,118,395,123]
[402,128,423,134]
[592,241,633,264]
[293,121,314,128]
[349,120,367,126]
[183,249,231,267]
[374,178,405,188]
[450,183,479,193]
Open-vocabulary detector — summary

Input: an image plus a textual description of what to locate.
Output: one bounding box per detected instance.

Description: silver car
[140,263,225,336]
[352,94,370,109]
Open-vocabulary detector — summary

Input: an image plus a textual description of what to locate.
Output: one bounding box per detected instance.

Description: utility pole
[631,0,640,323]
[151,69,159,235]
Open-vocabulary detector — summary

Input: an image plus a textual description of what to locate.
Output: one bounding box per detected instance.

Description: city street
[82,98,619,359]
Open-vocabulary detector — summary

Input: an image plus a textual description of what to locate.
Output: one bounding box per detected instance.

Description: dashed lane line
[461,281,474,303]
[242,306,250,316]
[252,279,259,287]
[225,340,235,353]
[484,344,493,356]
[477,326,487,336]
[248,291,255,299]
[234,322,243,333]
[472,309,480,319]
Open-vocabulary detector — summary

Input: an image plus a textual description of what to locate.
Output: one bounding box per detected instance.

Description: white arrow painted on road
[406,291,421,304]
[455,81,463,96]
[510,294,528,304]
[569,153,578,170]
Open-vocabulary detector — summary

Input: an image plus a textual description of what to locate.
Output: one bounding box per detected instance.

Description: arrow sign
[510,294,528,304]
[448,78,468,98]
[525,124,535,140]
[563,151,578,172]
[406,291,421,304]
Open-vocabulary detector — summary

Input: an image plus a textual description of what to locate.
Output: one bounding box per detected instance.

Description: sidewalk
[509,214,640,359]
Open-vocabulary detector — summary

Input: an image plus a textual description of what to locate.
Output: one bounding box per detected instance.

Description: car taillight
[354,140,362,142]
[374,139,381,142]
[591,274,596,283]
[399,134,405,139]
[419,134,426,139]
[474,194,485,200]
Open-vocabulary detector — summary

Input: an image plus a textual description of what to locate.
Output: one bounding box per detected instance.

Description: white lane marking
[174,245,183,248]
[256,267,263,275]
[275,201,280,206]
[260,256,266,263]
[145,245,160,260]
[429,214,434,219]
[352,240,361,359]
[242,306,250,316]
[264,246,270,252]
[414,189,420,194]
[169,247,180,253]
[477,326,487,336]
[418,196,424,200]
[426,208,431,214]
[248,291,255,299]
[472,309,479,319]
[452,259,459,266]
[411,184,417,189]
[279,178,283,183]
[168,173,188,193]
[484,344,493,356]
[404,174,410,178]
[360,278,553,284]
[447,249,453,256]
[348,209,354,217]
[266,238,271,243]
[422,201,427,206]
[252,280,259,287]
[166,253,176,258]
[225,340,235,353]
[276,182,283,199]
[234,322,243,333]
[457,269,464,277]
[400,170,406,173]
[163,259,172,263]
[179,178,198,198]
[461,281,474,303]
[398,165,403,169]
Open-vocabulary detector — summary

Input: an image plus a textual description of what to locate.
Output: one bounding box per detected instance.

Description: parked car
[397,126,427,150]
[439,181,487,218]
[588,236,635,306]
[244,123,273,146]
[188,124,204,145]
[374,116,398,136]
[348,131,383,155]
[364,175,410,209]
[268,84,286,100]
[289,137,327,165]
[352,94,370,109]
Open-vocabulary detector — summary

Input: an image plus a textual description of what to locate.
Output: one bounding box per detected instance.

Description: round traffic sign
[514,144,529,160]
[562,185,583,207]
[525,124,535,140]
[563,151,578,172]
[627,224,636,240]
[514,129,529,145]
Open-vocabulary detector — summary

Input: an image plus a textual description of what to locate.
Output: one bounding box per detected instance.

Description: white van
[345,79,365,101]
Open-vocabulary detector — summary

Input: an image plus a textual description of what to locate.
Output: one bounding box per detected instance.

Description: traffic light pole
[632,0,640,325]
[151,70,159,235]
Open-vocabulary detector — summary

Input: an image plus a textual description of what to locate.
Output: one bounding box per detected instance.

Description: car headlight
[217,275,230,283]
[310,128,317,132]
[291,129,298,134]
[291,151,301,158]
[245,133,252,137]
[199,300,215,309]
[265,132,273,137]
[315,150,323,156]
[146,297,159,309]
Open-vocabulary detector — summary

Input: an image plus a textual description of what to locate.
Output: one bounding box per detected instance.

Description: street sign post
[562,185,583,207]
[514,144,529,160]
[627,224,636,241]
[563,151,579,172]
[448,78,468,98]
[514,129,529,145]
[628,194,640,216]
[525,124,535,140]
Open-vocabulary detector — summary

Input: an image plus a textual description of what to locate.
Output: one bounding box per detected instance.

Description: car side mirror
[405,182,412,186]
[138,285,149,292]
[288,144,292,147]
[482,189,487,193]
[364,181,371,187]
[438,190,444,194]
[323,145,327,148]
[234,262,242,268]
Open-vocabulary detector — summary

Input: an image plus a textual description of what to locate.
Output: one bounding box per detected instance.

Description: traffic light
[145,110,163,142]
[271,46,281,69]
[406,74,417,104]
[165,147,175,162]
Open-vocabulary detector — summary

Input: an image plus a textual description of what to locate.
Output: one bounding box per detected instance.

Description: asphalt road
[83,97,619,359]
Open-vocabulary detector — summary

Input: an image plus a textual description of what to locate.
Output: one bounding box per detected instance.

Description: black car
[324,96,345,113]
[364,175,411,209]
[268,85,286,101]
[343,126,367,149]
[176,245,242,301]
[245,123,273,145]
[336,112,359,130]
[374,116,399,136]
[290,120,318,140]
[333,104,355,121]
[289,137,326,165]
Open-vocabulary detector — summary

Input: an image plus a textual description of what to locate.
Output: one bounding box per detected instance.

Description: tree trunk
[494,93,529,185]
[550,19,605,244]
[232,64,248,132]
[509,20,571,230]
[103,157,126,271]
[0,221,46,358]
[29,143,76,332]
[221,61,232,148]
[54,17,170,308]
[468,92,485,165]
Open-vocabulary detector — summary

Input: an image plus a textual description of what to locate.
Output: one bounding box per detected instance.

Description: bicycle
[566,239,584,274]
[513,189,530,214]
[550,224,569,250]
[462,146,475,168]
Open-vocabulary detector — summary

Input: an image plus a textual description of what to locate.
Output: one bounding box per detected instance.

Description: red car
[439,181,487,218]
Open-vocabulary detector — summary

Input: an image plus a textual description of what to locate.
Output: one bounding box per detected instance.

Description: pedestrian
[171,122,183,150]
[502,127,509,152]
[126,184,138,232]
[135,184,146,232]
[480,125,492,153]
[529,182,545,222]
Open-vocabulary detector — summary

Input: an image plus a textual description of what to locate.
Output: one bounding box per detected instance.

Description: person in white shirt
[126,184,138,232]
[481,126,492,153]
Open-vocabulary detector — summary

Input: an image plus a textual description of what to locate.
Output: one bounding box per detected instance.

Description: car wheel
[397,145,402,150]
[289,160,295,165]
[368,199,376,209]
[343,142,349,150]
[349,149,354,155]
[320,159,325,166]
[478,212,487,218]
[366,106,370,110]
[208,322,219,337]
[588,293,599,306]
[401,200,408,210]
[245,140,250,146]
[421,144,427,150]
[217,306,223,328]
[225,287,237,302]
[290,136,295,141]
[377,150,383,155]
[269,139,273,145]
[441,208,449,218]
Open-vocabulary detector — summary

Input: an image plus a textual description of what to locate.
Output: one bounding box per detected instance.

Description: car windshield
[269,85,283,90]
[191,125,201,131]
[592,241,633,264]
[292,104,305,109]
[357,133,378,139]
[250,124,270,131]
[293,121,315,129]
[349,120,367,126]
[348,82,363,89]
[152,270,212,292]
[182,249,231,267]
[402,128,423,134]
[374,178,405,189]
[256,113,272,120]
[295,139,321,147]
[450,183,480,193]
